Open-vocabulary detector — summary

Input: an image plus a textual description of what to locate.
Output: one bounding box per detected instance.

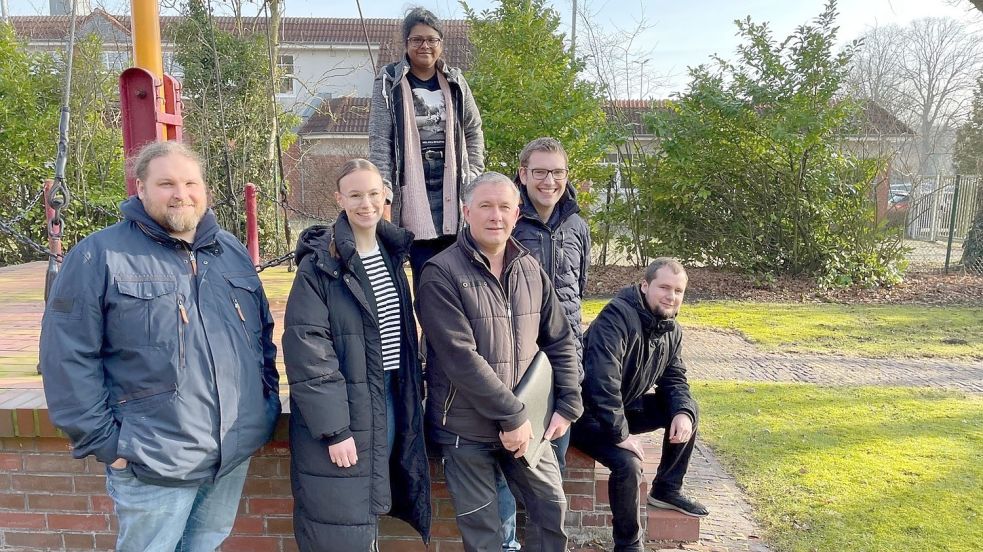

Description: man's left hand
[668,413,693,444]
[542,412,572,441]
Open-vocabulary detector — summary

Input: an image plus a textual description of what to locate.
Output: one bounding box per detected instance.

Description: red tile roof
[9,11,472,69]
[300,96,371,135]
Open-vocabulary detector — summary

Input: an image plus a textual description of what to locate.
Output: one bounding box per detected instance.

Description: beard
[146,200,206,235]
[653,304,678,320]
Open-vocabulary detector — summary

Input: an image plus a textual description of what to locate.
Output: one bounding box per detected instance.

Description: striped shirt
[360,245,402,371]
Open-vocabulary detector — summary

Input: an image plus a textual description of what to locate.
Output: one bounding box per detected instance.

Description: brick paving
[0,262,45,382]
[684,328,983,394]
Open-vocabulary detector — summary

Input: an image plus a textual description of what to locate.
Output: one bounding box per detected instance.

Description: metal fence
[899,175,981,273]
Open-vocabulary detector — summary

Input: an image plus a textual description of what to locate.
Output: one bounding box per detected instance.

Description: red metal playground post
[119,0,183,196]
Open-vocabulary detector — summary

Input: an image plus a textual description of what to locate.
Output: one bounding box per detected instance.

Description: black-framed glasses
[408,36,443,48]
[528,168,569,180]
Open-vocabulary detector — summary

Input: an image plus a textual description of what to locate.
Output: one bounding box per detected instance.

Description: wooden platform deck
[0,261,296,409]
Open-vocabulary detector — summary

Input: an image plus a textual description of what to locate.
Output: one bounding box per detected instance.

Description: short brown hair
[519,137,568,167]
[134,141,202,182]
[644,257,687,283]
[335,158,381,191]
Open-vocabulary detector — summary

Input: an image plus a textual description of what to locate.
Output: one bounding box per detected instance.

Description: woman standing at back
[368,6,485,278]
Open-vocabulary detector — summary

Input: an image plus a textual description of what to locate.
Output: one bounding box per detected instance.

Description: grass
[580,298,983,359]
[694,381,983,552]
[257,265,296,309]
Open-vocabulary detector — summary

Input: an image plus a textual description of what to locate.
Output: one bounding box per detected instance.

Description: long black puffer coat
[282,214,430,550]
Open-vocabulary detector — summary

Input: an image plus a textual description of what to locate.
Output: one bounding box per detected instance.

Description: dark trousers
[440,439,568,552]
[571,394,699,552]
[409,235,457,291]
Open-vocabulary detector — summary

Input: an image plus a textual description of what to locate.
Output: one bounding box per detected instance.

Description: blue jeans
[496,469,521,551]
[105,459,250,552]
[497,431,571,550]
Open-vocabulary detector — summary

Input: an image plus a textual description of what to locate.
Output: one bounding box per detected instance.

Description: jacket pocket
[112,277,177,348]
[224,272,263,349]
[115,386,178,464]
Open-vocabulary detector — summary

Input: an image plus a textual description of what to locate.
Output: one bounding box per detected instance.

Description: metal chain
[255,251,295,272]
[0,218,63,261]
[255,187,333,224]
[2,186,47,226]
[280,200,333,223]
[76,197,121,221]
[46,177,71,241]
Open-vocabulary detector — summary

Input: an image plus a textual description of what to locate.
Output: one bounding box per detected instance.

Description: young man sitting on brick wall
[572,257,708,552]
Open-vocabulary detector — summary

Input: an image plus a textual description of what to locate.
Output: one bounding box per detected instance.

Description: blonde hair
[335,158,381,191]
[134,141,202,181]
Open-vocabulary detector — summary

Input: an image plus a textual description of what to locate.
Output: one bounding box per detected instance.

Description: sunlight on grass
[258,265,296,307]
[582,299,981,359]
[695,382,983,552]
[680,302,982,359]
[266,281,980,359]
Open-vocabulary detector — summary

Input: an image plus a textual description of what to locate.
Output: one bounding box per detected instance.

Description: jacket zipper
[489,258,522,390]
[232,296,247,331]
[551,232,559,277]
[441,386,458,425]
[177,294,188,369]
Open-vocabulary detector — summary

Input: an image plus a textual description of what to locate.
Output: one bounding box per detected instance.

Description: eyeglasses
[527,168,569,180]
[408,36,443,48]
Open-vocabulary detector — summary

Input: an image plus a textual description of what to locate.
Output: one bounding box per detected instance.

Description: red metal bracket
[119,67,185,196]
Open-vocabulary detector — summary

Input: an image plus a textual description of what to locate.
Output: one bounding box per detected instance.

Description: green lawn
[581,299,983,359]
[695,382,983,552]
[258,265,295,307]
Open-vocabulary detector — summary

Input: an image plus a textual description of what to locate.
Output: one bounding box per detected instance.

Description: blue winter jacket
[39,197,281,486]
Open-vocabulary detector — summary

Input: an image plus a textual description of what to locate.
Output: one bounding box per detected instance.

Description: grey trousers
[440,439,568,552]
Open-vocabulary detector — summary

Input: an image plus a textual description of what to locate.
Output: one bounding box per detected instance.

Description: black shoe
[647,491,709,517]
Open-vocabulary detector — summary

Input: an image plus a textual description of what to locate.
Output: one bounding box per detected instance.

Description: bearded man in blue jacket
[40,141,281,552]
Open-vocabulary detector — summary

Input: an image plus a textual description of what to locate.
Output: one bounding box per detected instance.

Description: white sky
[7,0,982,96]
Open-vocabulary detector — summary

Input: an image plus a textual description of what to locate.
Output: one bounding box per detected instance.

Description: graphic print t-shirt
[407,72,446,151]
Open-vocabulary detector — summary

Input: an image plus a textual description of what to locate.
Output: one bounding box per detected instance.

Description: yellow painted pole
[130,0,166,139]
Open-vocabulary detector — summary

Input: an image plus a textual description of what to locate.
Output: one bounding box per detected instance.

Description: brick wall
[0,407,642,551]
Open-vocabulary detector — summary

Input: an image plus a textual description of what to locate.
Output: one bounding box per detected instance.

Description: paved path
[685,328,983,394]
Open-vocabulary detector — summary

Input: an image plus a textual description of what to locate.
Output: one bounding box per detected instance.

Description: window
[163,51,184,78]
[101,49,128,71]
[278,54,295,94]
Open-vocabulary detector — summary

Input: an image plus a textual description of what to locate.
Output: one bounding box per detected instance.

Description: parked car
[886,191,909,228]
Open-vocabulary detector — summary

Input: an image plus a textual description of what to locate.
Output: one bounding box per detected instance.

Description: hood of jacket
[616,284,676,339]
[295,212,414,274]
[517,178,581,227]
[120,196,220,249]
